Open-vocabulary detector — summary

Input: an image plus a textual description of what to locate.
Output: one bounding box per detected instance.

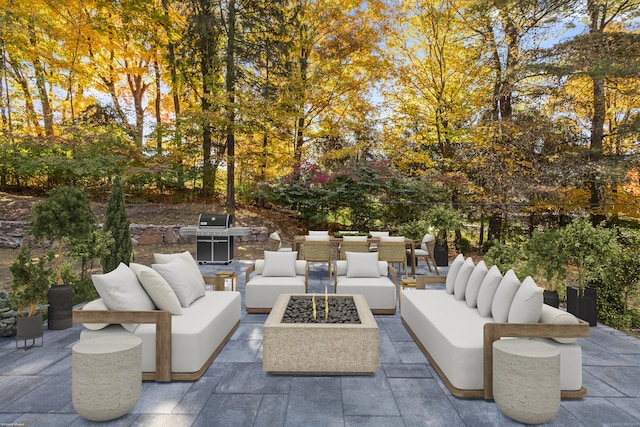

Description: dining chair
[377,238,408,281]
[368,231,390,251]
[411,233,439,275]
[303,238,333,280]
[339,240,371,260]
[268,232,293,252]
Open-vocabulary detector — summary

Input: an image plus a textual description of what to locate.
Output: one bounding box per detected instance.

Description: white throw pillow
[262,251,298,277]
[346,252,380,277]
[465,261,488,308]
[92,262,155,332]
[342,235,368,242]
[130,263,182,315]
[476,265,503,317]
[380,236,405,242]
[445,254,465,294]
[305,235,330,241]
[453,258,475,300]
[508,276,543,323]
[539,304,580,343]
[491,269,521,322]
[153,251,205,288]
[152,257,206,307]
[81,299,109,330]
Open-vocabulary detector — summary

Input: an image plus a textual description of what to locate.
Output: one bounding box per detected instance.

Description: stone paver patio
[1,259,640,426]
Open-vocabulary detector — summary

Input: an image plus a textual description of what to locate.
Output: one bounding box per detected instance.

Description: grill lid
[198,213,233,229]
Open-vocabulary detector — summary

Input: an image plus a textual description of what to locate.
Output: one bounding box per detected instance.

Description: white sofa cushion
[491,269,521,323]
[152,257,205,308]
[81,299,109,330]
[154,251,205,288]
[476,265,502,317]
[336,276,396,311]
[335,260,388,277]
[92,262,155,332]
[465,261,488,308]
[346,252,380,277]
[308,230,329,236]
[130,263,182,315]
[508,276,543,323]
[454,258,475,300]
[539,304,580,343]
[446,254,465,294]
[245,276,306,309]
[262,251,298,277]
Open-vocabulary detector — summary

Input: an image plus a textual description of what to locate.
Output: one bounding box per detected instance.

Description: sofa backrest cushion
[346,252,381,277]
[508,276,543,323]
[491,269,521,322]
[130,263,183,315]
[335,260,388,276]
[454,258,475,300]
[476,265,502,317]
[255,258,306,276]
[465,260,488,308]
[539,304,580,343]
[262,250,298,277]
[92,262,155,332]
[380,235,405,242]
[446,254,465,294]
[154,251,205,288]
[152,257,206,308]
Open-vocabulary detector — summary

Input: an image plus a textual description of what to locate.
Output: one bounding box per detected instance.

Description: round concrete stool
[72,335,142,422]
[493,339,560,424]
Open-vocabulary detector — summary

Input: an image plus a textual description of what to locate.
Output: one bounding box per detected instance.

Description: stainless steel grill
[180,214,250,264]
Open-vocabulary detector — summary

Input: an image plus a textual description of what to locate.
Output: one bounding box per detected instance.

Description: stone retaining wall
[0,221,269,249]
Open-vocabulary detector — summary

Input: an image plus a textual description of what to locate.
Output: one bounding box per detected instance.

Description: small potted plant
[9,245,55,348]
[518,228,567,308]
[426,205,461,266]
[557,217,619,326]
[29,186,97,329]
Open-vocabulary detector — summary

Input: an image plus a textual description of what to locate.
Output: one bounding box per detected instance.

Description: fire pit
[263,294,378,374]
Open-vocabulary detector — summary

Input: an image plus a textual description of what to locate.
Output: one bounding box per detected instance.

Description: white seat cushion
[245,276,307,309]
[336,276,396,310]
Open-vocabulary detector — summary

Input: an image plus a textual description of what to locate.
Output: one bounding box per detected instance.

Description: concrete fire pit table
[263,294,379,374]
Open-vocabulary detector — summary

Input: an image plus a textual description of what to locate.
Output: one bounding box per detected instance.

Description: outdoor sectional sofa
[401,254,590,400]
[334,252,397,314]
[73,251,241,382]
[245,251,309,313]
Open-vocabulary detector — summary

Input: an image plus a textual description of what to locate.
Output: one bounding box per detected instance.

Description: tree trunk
[225,0,236,213]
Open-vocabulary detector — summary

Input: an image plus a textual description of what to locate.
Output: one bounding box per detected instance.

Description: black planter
[434,242,448,266]
[16,313,43,350]
[566,286,597,327]
[543,290,560,308]
[47,284,73,330]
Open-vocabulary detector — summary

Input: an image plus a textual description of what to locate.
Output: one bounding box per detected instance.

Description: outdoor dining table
[293,235,418,277]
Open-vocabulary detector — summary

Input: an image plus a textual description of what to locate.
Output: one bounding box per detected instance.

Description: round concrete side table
[493,339,561,424]
[72,335,142,422]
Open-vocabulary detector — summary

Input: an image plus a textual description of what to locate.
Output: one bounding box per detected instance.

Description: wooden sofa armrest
[305,263,310,292]
[388,265,397,286]
[73,307,173,382]
[482,320,590,399]
[245,262,256,284]
[203,276,216,285]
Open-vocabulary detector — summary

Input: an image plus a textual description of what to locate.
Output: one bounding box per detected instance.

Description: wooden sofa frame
[73,274,239,382]
[401,276,590,400]
[244,262,309,314]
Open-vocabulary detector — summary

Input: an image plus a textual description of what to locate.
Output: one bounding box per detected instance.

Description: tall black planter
[434,242,448,266]
[543,290,560,308]
[566,286,597,327]
[47,284,73,330]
